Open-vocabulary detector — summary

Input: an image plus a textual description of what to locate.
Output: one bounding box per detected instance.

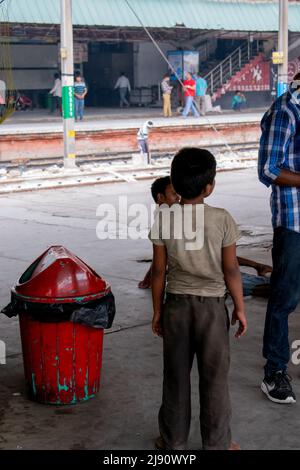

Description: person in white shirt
[114,72,131,108]
[49,73,62,114]
[137,120,153,164]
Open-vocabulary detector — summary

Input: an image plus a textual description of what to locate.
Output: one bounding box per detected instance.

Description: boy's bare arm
[151,244,167,337]
[222,244,247,338]
[237,256,272,276]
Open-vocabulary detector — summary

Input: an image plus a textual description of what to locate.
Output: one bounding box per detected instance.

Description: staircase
[204,41,260,99]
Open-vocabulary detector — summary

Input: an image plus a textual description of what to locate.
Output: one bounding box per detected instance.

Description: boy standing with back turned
[149,147,247,450]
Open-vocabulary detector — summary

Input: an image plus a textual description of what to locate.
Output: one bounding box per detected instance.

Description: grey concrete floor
[1,168,300,450]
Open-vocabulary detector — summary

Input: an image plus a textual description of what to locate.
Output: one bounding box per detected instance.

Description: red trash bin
[10,246,113,405]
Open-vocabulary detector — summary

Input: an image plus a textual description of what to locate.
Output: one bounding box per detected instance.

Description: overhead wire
[124,0,238,157]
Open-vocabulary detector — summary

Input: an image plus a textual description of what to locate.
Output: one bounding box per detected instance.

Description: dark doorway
[84,42,134,107]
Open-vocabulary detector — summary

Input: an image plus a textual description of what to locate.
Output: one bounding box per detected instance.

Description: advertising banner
[62,85,74,119]
[167,50,199,80]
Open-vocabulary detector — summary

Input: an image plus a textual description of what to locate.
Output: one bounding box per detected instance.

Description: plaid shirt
[258,84,300,232]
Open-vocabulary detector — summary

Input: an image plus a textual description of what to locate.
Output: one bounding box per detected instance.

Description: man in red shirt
[182,72,200,118]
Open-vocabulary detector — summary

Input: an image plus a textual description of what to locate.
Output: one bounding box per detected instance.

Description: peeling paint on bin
[58,379,69,393]
[31,373,37,396]
[19,316,104,405]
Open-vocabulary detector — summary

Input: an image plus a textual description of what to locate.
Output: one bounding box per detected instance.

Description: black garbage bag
[1,292,116,329]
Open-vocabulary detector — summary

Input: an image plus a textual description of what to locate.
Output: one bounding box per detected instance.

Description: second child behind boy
[138,176,179,289]
[149,147,247,450]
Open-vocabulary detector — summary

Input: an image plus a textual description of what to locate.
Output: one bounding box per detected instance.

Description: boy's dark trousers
[159,293,232,450]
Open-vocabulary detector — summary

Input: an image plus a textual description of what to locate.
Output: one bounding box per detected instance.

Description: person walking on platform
[182,72,200,118]
[114,72,131,108]
[161,74,173,117]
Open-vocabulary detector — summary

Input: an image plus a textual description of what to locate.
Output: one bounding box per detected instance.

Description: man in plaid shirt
[258,73,300,404]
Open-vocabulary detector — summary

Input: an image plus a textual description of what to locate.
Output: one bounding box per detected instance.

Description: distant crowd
[46,69,247,121]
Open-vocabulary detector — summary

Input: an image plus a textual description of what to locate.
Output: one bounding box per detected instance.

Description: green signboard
[62,85,75,119]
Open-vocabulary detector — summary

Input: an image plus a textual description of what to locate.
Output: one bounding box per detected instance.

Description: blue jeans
[119,87,129,107]
[241,272,269,297]
[74,98,84,120]
[263,227,300,376]
[182,96,200,117]
[232,102,244,111]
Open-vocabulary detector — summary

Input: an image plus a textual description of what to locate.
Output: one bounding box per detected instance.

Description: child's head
[151,176,179,206]
[171,147,216,201]
[75,72,82,82]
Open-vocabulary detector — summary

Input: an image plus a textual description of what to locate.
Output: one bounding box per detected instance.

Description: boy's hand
[231,308,247,338]
[152,312,163,337]
[256,263,272,277]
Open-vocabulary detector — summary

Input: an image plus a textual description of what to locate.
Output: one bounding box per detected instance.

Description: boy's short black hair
[171,147,216,199]
[151,176,171,203]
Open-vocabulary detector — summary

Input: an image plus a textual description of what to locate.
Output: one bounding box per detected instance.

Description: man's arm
[151,244,167,337]
[82,86,88,99]
[114,78,120,89]
[274,169,300,187]
[222,244,247,338]
[49,81,57,95]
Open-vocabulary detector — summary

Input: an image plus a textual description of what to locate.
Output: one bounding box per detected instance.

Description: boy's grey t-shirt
[149,203,240,297]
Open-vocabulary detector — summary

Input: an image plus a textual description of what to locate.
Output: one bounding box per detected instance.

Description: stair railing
[204,41,259,96]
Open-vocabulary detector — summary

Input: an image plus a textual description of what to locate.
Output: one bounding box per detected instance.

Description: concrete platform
[1,168,300,450]
[0,107,265,135]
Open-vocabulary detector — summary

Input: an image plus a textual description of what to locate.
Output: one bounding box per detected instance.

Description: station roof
[2,0,300,33]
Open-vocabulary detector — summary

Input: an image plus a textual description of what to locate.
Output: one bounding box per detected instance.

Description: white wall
[0,44,59,90]
[133,42,172,88]
[10,44,58,68]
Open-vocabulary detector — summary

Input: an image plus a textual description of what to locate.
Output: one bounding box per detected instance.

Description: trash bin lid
[13,246,111,303]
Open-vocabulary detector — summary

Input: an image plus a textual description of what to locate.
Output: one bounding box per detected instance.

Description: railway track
[0,143,258,194]
[0,141,259,171]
